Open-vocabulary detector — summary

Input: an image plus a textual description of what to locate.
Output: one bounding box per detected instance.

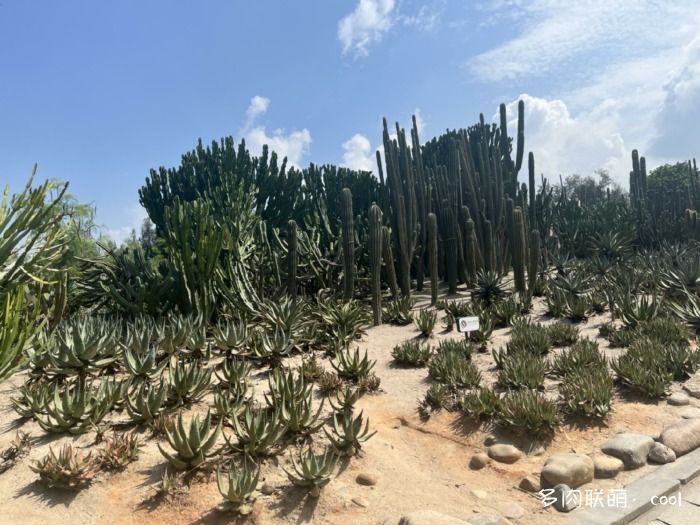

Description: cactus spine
[427,213,438,305]
[369,205,383,325]
[340,188,354,301]
[287,220,298,301]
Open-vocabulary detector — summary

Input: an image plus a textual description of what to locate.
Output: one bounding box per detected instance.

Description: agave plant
[157,410,221,470]
[559,367,613,419]
[257,297,310,345]
[331,348,376,381]
[226,405,290,457]
[471,271,510,307]
[284,447,338,497]
[551,339,607,377]
[30,444,100,489]
[167,361,212,405]
[265,367,311,408]
[617,293,660,329]
[212,387,248,426]
[497,390,560,439]
[318,298,370,341]
[382,296,415,326]
[36,380,111,434]
[217,457,259,514]
[324,409,377,456]
[126,382,169,425]
[328,386,360,415]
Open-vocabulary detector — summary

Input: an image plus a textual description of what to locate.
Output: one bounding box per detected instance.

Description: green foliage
[331,348,376,381]
[559,367,614,419]
[227,406,289,457]
[428,349,481,389]
[157,410,221,470]
[382,296,416,325]
[324,409,376,456]
[391,340,432,366]
[167,361,212,405]
[550,339,607,377]
[497,390,560,439]
[507,321,552,356]
[421,384,450,412]
[546,322,579,347]
[97,431,142,470]
[414,308,437,336]
[495,350,548,390]
[216,457,259,514]
[284,447,338,497]
[458,388,501,420]
[36,380,111,434]
[126,383,169,425]
[472,271,510,307]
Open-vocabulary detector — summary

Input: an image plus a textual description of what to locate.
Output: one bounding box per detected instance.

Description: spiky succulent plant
[216,457,259,514]
[212,319,249,355]
[167,360,212,405]
[126,382,169,425]
[30,444,100,489]
[331,348,375,381]
[120,328,167,385]
[157,410,221,470]
[284,446,338,497]
[391,340,432,367]
[36,380,111,434]
[414,308,437,337]
[48,318,119,377]
[226,405,290,457]
[324,409,377,456]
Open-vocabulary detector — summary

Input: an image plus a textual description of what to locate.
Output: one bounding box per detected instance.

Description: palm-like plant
[471,271,510,307]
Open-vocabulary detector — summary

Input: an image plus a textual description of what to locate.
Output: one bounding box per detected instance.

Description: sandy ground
[0,287,692,525]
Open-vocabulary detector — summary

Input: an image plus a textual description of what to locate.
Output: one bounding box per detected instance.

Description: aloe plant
[414,308,437,337]
[217,457,259,514]
[157,410,221,470]
[48,318,119,377]
[250,327,295,366]
[121,330,167,385]
[212,319,249,355]
[331,348,376,381]
[30,444,99,489]
[391,340,432,367]
[36,380,111,434]
[215,357,251,393]
[167,361,212,405]
[226,405,290,457]
[284,447,338,497]
[126,382,169,425]
[324,409,377,456]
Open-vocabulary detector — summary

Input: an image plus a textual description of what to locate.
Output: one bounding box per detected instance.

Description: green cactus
[439,200,458,294]
[511,208,527,294]
[427,212,439,305]
[381,226,399,299]
[287,219,298,300]
[527,230,540,300]
[341,188,355,300]
[369,204,383,325]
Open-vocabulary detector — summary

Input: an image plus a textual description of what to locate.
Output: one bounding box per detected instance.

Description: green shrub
[546,322,579,347]
[559,367,613,419]
[391,340,432,367]
[497,390,560,439]
[508,322,552,355]
[428,351,481,389]
[637,317,692,347]
[458,388,501,420]
[551,339,607,377]
[414,308,438,337]
[496,351,548,390]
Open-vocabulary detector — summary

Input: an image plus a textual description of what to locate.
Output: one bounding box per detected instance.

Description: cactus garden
[3,101,700,525]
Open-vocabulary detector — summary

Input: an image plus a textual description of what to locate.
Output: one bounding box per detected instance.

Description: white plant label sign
[457,316,480,333]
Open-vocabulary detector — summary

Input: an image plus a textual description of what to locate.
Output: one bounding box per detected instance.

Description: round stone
[487,444,523,464]
[594,455,625,479]
[668,393,690,406]
[352,497,370,508]
[356,473,378,486]
[470,452,490,469]
[519,475,541,493]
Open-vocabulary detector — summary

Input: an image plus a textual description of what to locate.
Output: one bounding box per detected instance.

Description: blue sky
[2,0,699,243]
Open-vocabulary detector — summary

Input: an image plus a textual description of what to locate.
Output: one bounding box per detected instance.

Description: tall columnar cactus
[287,220,298,301]
[483,220,495,274]
[340,188,354,301]
[528,152,536,231]
[427,213,439,305]
[381,226,399,299]
[511,208,527,294]
[368,205,383,325]
[463,217,477,286]
[439,200,458,294]
[527,230,540,299]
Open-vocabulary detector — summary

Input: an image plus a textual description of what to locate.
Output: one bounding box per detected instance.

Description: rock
[541,454,594,489]
[519,474,540,493]
[483,435,498,446]
[260,482,276,495]
[600,433,654,469]
[501,502,524,519]
[668,393,690,406]
[594,455,625,479]
[487,444,523,464]
[352,497,370,508]
[683,374,700,398]
[648,442,676,464]
[552,484,578,513]
[400,510,469,525]
[470,452,490,469]
[472,489,488,499]
[679,407,700,419]
[468,516,502,525]
[356,473,378,486]
[660,418,700,456]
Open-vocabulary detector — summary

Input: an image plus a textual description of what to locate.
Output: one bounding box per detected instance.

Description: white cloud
[342,134,376,172]
[398,3,442,31]
[107,202,148,246]
[500,95,630,185]
[467,1,698,83]
[238,96,312,168]
[338,0,396,57]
